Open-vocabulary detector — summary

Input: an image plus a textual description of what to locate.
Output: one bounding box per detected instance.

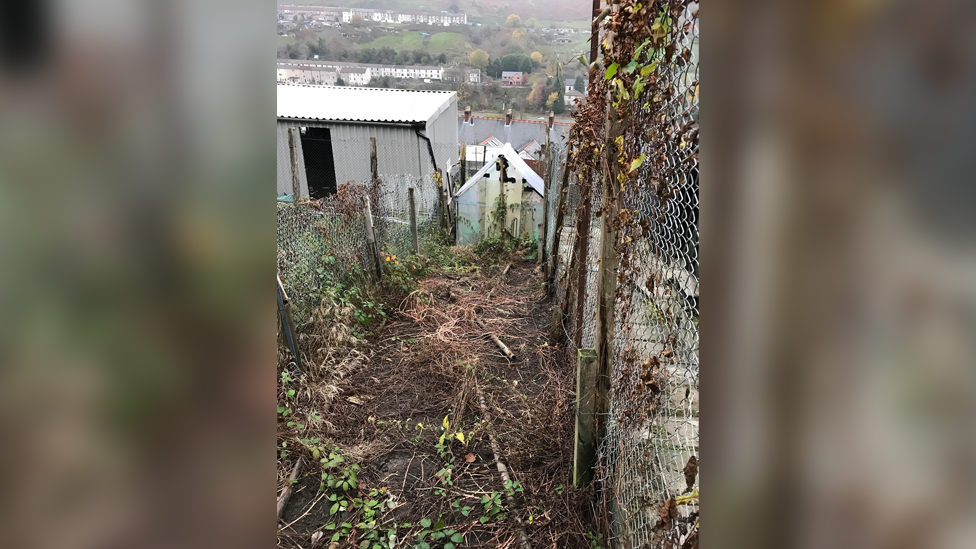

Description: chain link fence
[546,2,699,547]
[277,137,456,325]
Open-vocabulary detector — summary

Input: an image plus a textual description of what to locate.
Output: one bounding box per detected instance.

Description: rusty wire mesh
[547,2,699,547]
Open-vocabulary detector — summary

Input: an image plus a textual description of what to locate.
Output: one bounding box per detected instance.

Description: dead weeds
[278,258,597,549]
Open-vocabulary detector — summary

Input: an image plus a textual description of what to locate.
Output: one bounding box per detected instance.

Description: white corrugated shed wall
[425,93,459,177]
[277,120,423,198]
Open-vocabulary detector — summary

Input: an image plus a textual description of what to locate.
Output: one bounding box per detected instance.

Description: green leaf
[451,533,464,543]
[332,532,341,542]
[433,520,446,531]
[630,154,647,173]
[604,62,619,79]
[479,516,490,524]
[577,55,587,66]
[633,39,652,59]
[330,502,339,515]
[623,61,638,74]
[641,61,659,77]
[445,544,455,549]
[325,523,336,530]
[418,543,430,549]
[420,518,431,528]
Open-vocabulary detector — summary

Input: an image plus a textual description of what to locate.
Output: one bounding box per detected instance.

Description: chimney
[548,111,554,129]
[464,105,471,123]
[505,109,512,126]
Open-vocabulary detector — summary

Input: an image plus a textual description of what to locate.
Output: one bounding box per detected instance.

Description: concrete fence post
[574,348,598,488]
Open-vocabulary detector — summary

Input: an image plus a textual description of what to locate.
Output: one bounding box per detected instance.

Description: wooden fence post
[574,348,598,488]
[362,195,383,280]
[287,128,302,204]
[436,169,447,233]
[594,138,622,444]
[460,141,467,185]
[537,223,544,262]
[408,187,420,254]
[369,137,379,185]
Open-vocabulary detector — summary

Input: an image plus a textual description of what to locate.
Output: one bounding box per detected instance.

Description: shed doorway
[299,127,337,198]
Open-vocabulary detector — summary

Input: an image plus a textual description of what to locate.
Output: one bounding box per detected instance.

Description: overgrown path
[278,259,595,549]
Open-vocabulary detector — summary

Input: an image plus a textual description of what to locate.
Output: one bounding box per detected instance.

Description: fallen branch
[277,456,304,521]
[475,381,532,549]
[475,318,514,359]
[502,263,512,276]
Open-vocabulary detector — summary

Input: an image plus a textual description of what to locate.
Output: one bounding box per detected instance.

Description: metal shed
[277,84,458,199]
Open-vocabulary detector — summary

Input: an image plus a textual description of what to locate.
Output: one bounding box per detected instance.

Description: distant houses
[277,5,467,27]
[277,60,449,86]
[501,71,528,87]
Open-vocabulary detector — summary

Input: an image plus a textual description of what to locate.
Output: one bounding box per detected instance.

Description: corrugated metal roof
[277,83,455,124]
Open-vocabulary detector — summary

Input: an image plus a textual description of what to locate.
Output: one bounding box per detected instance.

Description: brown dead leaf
[346,396,364,405]
[465,453,476,463]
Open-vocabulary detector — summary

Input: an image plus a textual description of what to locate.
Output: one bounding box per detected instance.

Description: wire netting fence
[546,2,699,547]
[277,136,456,324]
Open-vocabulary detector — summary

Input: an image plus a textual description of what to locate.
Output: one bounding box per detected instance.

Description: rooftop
[458,115,572,152]
[278,84,455,124]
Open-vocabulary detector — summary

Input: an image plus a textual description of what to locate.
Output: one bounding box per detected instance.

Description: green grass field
[427,33,469,54]
[359,32,424,51]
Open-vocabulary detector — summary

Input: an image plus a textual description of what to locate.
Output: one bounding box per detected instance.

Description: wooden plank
[574,348,598,488]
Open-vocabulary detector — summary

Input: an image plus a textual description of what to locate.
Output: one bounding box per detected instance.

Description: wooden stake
[287,128,302,203]
[573,348,597,488]
[362,195,383,279]
[474,382,532,549]
[460,141,467,184]
[408,187,419,254]
[277,456,304,521]
[369,136,379,185]
[474,318,514,359]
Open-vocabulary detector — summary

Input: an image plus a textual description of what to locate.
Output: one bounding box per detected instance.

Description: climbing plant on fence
[554,1,699,548]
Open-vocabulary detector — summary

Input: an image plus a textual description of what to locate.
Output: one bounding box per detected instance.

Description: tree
[505,14,523,28]
[512,28,525,43]
[530,51,543,64]
[438,53,447,64]
[469,49,489,69]
[336,77,346,86]
[351,13,365,27]
[546,91,559,109]
[574,76,585,93]
[501,53,532,73]
[527,82,546,107]
[526,18,538,28]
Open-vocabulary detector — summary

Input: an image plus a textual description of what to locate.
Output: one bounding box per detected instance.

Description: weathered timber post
[574,348,597,488]
[499,155,507,247]
[460,141,467,184]
[547,147,573,344]
[287,128,302,205]
[408,187,419,254]
[537,223,544,262]
[369,137,379,185]
[362,195,383,280]
[593,148,620,444]
[276,275,302,374]
[436,169,447,234]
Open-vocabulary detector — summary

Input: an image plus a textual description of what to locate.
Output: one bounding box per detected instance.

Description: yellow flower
[392,255,397,260]
[395,261,400,265]
[385,257,390,262]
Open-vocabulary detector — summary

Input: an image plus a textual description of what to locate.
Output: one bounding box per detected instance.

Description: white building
[277,59,443,82]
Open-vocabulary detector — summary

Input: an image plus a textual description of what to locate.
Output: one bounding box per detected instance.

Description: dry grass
[277,259,597,549]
